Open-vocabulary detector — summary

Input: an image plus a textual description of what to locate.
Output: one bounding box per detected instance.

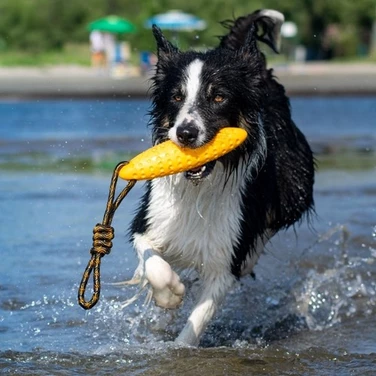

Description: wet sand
[1,63,376,98]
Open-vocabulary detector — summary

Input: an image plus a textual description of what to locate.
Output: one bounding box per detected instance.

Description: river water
[0,98,375,375]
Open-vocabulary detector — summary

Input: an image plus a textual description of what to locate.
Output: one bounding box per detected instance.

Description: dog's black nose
[176,124,199,146]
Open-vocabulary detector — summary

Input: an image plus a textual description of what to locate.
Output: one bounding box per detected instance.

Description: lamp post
[281,21,298,61]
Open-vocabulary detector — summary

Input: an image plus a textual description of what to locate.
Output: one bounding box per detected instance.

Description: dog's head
[149,10,283,182]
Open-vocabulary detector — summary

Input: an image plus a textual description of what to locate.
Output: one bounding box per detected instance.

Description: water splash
[294,225,376,331]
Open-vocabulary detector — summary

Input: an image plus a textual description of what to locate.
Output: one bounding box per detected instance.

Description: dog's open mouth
[184,161,216,181]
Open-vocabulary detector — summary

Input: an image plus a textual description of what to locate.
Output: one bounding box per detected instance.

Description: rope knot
[91,223,114,256]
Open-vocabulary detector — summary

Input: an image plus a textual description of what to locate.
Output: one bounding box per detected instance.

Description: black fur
[131,11,314,278]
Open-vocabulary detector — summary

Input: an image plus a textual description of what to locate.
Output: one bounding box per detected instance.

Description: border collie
[127,9,314,346]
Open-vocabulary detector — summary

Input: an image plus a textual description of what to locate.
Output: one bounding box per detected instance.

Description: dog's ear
[253,9,284,53]
[239,23,259,57]
[152,25,179,60]
[219,9,284,53]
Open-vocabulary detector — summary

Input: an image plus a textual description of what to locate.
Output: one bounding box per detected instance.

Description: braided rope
[78,161,136,310]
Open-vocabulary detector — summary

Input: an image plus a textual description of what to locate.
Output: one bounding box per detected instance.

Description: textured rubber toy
[118,127,247,181]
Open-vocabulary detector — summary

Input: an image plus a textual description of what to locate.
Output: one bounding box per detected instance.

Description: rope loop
[78,161,136,310]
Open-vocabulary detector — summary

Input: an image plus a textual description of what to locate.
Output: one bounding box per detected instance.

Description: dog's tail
[219,9,284,53]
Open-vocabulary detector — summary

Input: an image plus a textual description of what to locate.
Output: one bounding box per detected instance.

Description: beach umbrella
[88,15,136,34]
[145,10,206,31]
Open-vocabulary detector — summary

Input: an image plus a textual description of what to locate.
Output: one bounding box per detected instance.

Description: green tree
[0,0,374,60]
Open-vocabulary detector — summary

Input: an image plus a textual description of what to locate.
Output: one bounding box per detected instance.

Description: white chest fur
[142,164,247,277]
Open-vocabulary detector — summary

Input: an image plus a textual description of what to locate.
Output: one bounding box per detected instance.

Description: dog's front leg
[176,273,235,346]
[131,234,185,309]
[144,250,185,309]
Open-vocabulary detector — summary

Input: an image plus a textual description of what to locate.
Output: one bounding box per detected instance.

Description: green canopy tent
[88,15,136,34]
[87,15,136,76]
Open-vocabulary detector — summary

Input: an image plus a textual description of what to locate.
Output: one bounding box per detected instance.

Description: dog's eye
[214,95,224,103]
[173,94,183,102]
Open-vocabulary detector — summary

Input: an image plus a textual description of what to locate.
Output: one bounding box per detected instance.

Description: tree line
[0,0,375,60]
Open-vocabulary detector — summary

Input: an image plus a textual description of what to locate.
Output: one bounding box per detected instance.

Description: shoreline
[1,63,376,98]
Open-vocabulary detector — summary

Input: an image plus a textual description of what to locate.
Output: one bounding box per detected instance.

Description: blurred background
[0,0,375,67]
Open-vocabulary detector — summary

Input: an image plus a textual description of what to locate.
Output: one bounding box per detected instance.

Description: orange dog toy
[119,127,247,181]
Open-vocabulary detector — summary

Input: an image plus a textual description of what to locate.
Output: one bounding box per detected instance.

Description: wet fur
[128,9,315,346]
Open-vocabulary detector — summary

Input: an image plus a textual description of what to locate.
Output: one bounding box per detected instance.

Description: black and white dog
[127,9,314,346]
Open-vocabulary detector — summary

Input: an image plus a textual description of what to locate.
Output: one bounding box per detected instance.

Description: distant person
[102,32,116,67]
[140,51,157,76]
[90,30,106,69]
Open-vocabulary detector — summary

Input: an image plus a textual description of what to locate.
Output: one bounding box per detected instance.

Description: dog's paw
[145,255,185,309]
